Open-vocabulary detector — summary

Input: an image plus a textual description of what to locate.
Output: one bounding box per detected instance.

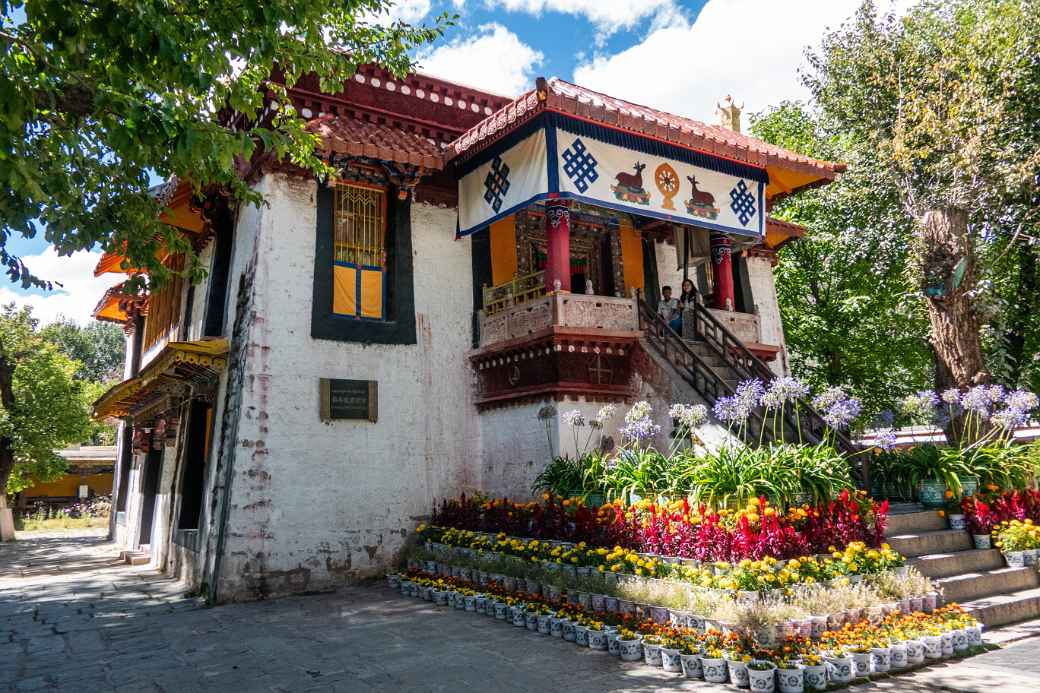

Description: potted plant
[660,633,684,672]
[617,627,643,662]
[801,652,826,692]
[641,633,664,666]
[748,659,778,692]
[679,635,703,679]
[907,445,967,507]
[700,631,729,683]
[964,497,995,549]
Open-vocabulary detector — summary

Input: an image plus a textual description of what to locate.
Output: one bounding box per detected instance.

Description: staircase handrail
[636,298,771,442]
[690,300,854,452]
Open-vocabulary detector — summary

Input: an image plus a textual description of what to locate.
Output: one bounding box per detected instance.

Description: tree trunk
[0,347,15,507]
[919,208,989,444]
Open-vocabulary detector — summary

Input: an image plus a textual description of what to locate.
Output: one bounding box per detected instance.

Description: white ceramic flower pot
[537,613,551,635]
[940,631,954,658]
[525,612,538,631]
[1005,550,1026,568]
[953,628,969,652]
[851,651,871,677]
[870,646,891,673]
[589,628,609,651]
[776,665,802,693]
[904,639,925,665]
[802,664,826,691]
[825,656,853,684]
[619,638,643,662]
[607,631,621,656]
[923,635,942,660]
[680,654,702,679]
[889,642,907,669]
[574,625,589,647]
[511,607,526,628]
[701,657,728,683]
[966,624,983,647]
[747,663,776,692]
[727,659,750,688]
[661,647,682,672]
[562,619,576,642]
[643,642,663,667]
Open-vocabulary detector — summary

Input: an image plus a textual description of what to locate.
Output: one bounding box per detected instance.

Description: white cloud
[483,0,684,34]
[369,0,431,25]
[573,0,917,124]
[0,247,123,326]
[417,23,544,96]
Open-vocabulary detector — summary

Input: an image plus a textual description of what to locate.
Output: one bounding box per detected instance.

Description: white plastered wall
[745,254,790,376]
[213,174,478,599]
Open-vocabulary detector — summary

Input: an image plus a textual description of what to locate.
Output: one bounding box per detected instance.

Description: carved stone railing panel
[478,294,639,348]
[705,308,760,344]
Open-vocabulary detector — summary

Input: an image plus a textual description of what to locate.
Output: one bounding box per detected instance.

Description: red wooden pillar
[545,200,571,293]
[710,232,734,311]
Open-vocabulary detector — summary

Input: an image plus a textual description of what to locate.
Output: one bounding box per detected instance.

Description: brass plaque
[319,378,377,422]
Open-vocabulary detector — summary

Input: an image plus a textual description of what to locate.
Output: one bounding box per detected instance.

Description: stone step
[118,550,150,566]
[909,549,1006,579]
[886,529,973,557]
[937,566,1040,604]
[962,584,1040,627]
[885,509,950,536]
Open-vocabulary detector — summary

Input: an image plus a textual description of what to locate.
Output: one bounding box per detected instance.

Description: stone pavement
[2,533,1039,692]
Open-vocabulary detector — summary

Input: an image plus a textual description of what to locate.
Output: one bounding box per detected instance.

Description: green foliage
[750,102,931,418]
[802,0,1040,396]
[0,305,92,496]
[40,319,125,381]
[1,1,450,288]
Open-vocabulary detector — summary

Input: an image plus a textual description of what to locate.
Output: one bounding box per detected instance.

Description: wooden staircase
[886,504,1040,627]
[637,298,854,454]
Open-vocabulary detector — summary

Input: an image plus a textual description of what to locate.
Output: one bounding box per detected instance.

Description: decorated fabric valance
[457,113,767,239]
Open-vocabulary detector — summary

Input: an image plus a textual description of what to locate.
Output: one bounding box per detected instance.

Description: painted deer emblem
[615,162,646,189]
[687,176,715,206]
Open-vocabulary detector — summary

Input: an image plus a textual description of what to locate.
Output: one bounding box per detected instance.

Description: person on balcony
[658,286,682,333]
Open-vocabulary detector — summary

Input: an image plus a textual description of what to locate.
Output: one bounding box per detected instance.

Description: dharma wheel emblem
[654,163,680,210]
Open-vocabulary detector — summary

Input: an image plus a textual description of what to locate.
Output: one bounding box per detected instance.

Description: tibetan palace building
[91,68,844,602]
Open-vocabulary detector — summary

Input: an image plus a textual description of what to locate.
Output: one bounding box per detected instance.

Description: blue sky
[3,0,912,323]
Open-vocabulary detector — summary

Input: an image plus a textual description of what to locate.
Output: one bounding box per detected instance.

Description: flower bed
[409,529,935,637]
[429,491,888,563]
[389,569,983,691]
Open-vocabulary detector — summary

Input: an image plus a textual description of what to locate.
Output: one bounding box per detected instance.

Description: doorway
[137,446,162,547]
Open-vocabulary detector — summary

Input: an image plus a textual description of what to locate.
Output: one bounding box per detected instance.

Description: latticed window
[142,255,185,352]
[332,183,389,320]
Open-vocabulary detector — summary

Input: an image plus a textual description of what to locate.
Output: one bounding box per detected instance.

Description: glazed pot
[549,616,563,638]
[953,628,969,652]
[905,639,925,665]
[643,641,663,667]
[870,646,891,673]
[917,479,946,508]
[574,624,589,647]
[618,637,643,662]
[746,662,776,692]
[727,659,750,689]
[511,607,526,628]
[537,613,551,635]
[948,513,967,531]
[661,647,682,672]
[966,624,983,647]
[940,631,954,658]
[525,611,538,631]
[679,654,702,679]
[851,651,871,677]
[776,665,801,693]
[825,655,853,684]
[973,534,991,550]
[589,628,609,651]
[922,635,942,660]
[701,657,728,684]
[607,631,621,656]
[1005,550,1026,568]
[802,664,826,691]
[562,619,576,642]
[889,641,907,669]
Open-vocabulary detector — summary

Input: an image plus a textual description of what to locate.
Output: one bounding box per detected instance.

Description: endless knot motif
[483,156,511,212]
[562,138,599,193]
[729,179,756,226]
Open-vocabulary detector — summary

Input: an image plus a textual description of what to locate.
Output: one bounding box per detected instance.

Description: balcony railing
[478,293,640,348]
[482,270,546,316]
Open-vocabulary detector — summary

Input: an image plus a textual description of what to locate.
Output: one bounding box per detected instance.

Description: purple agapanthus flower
[713,395,749,424]
[823,397,862,430]
[734,378,766,409]
[760,376,810,409]
[876,429,898,452]
[941,388,961,406]
[962,385,995,417]
[1004,389,1039,414]
[901,390,939,418]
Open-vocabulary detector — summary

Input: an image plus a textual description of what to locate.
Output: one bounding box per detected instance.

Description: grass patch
[17,515,110,531]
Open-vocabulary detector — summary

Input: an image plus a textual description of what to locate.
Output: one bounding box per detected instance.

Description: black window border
[311,182,417,345]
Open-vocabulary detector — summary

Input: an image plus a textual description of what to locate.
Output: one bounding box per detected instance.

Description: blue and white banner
[458,130,548,236]
[455,114,766,238]
[554,127,764,238]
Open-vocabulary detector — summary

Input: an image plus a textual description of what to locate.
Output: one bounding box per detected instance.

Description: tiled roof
[448,78,845,187]
[307,114,445,170]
